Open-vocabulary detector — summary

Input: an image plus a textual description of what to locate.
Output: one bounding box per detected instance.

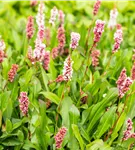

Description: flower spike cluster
[8,64,18,82]
[36,2,45,41]
[93,19,105,44]
[91,50,100,67]
[116,68,132,98]
[112,24,123,53]
[18,92,29,116]
[70,32,80,49]
[33,2,46,62]
[93,0,101,16]
[122,118,135,141]
[49,6,58,26]
[108,8,118,29]
[54,127,67,149]
[26,16,34,40]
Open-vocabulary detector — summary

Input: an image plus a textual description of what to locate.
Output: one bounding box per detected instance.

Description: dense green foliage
[1,1,135,150]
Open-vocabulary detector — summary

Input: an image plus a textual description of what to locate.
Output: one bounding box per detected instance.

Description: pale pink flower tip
[49,6,58,26]
[91,50,100,67]
[108,8,118,29]
[54,127,67,149]
[93,19,105,44]
[36,2,45,41]
[30,0,38,7]
[19,92,29,116]
[58,10,65,25]
[70,32,80,49]
[43,51,50,71]
[116,68,132,98]
[93,0,101,16]
[8,64,18,82]
[0,40,6,51]
[27,46,35,64]
[112,24,123,53]
[63,56,73,81]
[26,16,34,40]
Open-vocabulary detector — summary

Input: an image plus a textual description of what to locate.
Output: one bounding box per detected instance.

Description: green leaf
[87,88,118,135]
[39,91,60,105]
[80,126,90,142]
[17,130,24,142]
[72,124,84,150]
[0,110,2,128]
[0,91,11,113]
[3,99,13,120]
[60,96,73,127]
[86,139,112,150]
[2,138,22,146]
[109,111,126,145]
[2,58,10,79]
[95,106,117,139]
[6,119,12,133]
[69,104,80,124]
[40,65,49,91]
[19,68,34,87]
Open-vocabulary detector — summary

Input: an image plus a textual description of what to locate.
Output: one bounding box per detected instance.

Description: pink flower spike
[93,19,105,44]
[116,68,133,98]
[43,51,50,71]
[8,64,18,82]
[0,50,6,63]
[54,127,67,149]
[93,0,101,16]
[131,62,135,80]
[91,50,100,67]
[52,47,59,59]
[49,6,58,26]
[57,26,66,52]
[122,118,133,141]
[70,32,80,49]
[108,8,118,29]
[112,24,123,53]
[18,92,29,116]
[26,16,34,40]
[63,55,73,81]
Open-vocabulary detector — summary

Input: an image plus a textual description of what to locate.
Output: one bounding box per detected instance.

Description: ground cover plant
[1,0,135,149]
